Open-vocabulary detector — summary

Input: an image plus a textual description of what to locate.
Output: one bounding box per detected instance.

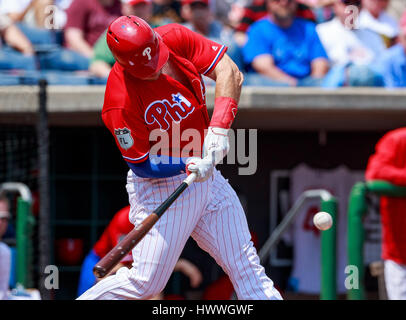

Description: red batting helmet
[106,15,169,79]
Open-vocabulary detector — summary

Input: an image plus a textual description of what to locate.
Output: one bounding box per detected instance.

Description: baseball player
[77,15,282,300]
[365,127,406,300]
[0,194,11,300]
[77,205,134,296]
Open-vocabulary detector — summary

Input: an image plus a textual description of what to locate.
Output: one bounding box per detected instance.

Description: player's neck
[161,58,191,89]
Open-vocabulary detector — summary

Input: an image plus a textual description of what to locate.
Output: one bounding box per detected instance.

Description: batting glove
[203,127,230,165]
[186,156,215,182]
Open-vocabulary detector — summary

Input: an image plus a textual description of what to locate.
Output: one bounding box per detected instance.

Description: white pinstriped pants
[77,169,282,300]
[384,259,406,300]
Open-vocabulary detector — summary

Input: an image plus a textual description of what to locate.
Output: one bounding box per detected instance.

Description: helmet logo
[143,47,152,61]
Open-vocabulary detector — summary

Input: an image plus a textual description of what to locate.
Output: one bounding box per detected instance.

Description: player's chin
[140,70,162,81]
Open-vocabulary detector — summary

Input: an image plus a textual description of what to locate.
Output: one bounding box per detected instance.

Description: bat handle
[93,265,107,279]
[183,172,197,185]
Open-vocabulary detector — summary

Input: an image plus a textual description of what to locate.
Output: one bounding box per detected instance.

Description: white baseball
[313,211,333,231]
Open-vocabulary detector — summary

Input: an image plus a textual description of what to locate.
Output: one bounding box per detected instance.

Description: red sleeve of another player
[116,206,134,235]
[93,226,112,258]
[365,134,406,186]
[93,206,133,258]
[162,25,228,75]
[114,207,134,263]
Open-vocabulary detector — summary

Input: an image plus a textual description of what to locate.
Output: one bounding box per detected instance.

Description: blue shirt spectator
[373,10,406,88]
[242,0,329,86]
[244,17,327,79]
[374,44,406,88]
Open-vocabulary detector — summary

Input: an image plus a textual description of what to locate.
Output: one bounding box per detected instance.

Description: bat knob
[93,265,107,278]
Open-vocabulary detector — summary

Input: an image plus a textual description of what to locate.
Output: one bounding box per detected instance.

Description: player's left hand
[186,156,215,182]
[203,127,230,165]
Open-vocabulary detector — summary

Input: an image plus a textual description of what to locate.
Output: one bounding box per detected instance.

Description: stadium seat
[0,74,20,85]
[39,71,91,85]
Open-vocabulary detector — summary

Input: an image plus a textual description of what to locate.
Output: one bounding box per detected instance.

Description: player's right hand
[186,156,215,182]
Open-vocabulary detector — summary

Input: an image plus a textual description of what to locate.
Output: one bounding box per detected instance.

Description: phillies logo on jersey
[114,127,134,150]
[144,93,195,131]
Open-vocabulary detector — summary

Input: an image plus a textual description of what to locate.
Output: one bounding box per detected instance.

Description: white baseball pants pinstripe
[384,259,406,300]
[77,169,282,300]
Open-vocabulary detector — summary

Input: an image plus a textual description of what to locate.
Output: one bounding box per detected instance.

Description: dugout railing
[257,189,338,300]
[0,182,35,288]
[0,79,51,299]
[347,180,406,300]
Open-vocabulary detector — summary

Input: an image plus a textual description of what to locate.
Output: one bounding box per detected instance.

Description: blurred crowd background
[1,0,406,87]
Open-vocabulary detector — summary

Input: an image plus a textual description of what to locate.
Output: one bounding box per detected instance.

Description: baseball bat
[93,172,197,278]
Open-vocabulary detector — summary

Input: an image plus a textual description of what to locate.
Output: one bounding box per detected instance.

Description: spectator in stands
[0,13,37,71]
[150,0,183,26]
[232,0,326,47]
[0,0,90,73]
[1,0,43,24]
[233,0,268,38]
[64,0,121,59]
[373,10,406,87]
[0,0,58,45]
[1,0,72,30]
[33,0,73,30]
[297,0,335,23]
[0,195,11,300]
[359,0,399,47]
[121,0,153,21]
[181,0,244,70]
[242,0,329,86]
[213,0,241,25]
[89,0,155,79]
[365,127,406,300]
[316,0,386,87]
